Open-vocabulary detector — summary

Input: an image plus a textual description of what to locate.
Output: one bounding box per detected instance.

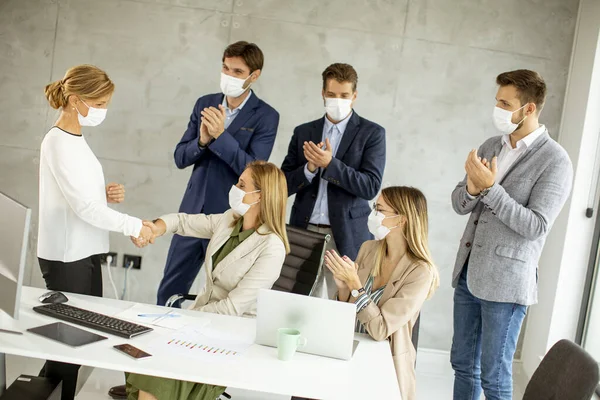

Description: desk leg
[0,352,6,396]
[75,365,94,395]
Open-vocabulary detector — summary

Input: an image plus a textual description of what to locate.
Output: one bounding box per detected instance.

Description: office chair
[166,225,330,307]
[522,339,599,400]
[272,225,331,296]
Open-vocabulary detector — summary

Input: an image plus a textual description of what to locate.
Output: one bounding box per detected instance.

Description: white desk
[0,286,401,399]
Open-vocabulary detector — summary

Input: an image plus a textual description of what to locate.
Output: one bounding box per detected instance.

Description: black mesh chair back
[167,225,330,307]
[272,225,330,296]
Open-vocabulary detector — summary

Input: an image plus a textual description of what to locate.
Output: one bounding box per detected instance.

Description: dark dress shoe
[108,384,127,399]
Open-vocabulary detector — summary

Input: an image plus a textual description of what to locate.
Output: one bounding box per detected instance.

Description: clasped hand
[106,183,125,204]
[105,183,155,249]
[130,220,165,248]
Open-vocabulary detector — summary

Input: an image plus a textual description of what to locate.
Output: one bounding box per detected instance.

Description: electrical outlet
[99,252,118,267]
[123,254,142,270]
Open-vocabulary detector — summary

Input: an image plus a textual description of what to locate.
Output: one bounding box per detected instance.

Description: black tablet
[27,322,107,347]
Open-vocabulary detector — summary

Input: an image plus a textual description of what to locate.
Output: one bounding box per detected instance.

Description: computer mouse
[39,291,68,304]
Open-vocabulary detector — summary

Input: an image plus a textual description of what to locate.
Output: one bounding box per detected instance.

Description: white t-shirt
[38,127,143,262]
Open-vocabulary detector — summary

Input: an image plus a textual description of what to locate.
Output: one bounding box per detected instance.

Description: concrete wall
[0,0,579,352]
[521,0,600,378]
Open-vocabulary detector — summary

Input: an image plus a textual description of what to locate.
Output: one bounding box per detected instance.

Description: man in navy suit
[109,41,279,399]
[281,63,386,298]
[157,41,279,307]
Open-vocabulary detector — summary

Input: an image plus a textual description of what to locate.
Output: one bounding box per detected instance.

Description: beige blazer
[160,209,286,317]
[353,240,434,400]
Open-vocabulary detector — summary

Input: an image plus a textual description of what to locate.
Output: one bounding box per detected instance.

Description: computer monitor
[0,192,31,319]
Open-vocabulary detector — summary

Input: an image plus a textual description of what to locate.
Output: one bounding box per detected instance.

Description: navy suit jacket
[281,112,386,259]
[175,92,279,215]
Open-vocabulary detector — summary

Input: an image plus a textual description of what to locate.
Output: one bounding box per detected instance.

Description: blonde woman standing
[127,160,289,400]
[39,65,152,400]
[326,186,439,400]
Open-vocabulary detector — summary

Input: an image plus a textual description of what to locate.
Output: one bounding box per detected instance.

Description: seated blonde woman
[127,160,290,400]
[325,186,439,400]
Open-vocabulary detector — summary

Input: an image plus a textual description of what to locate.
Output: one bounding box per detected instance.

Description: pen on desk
[0,328,22,335]
[137,313,181,318]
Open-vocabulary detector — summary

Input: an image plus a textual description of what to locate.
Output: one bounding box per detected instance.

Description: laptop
[255,289,357,360]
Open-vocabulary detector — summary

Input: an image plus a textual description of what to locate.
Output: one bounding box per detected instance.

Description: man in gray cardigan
[450,70,573,400]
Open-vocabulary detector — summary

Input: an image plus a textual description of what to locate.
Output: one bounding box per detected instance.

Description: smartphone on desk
[114,343,152,360]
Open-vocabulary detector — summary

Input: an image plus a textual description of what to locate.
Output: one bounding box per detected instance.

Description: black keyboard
[33,303,153,339]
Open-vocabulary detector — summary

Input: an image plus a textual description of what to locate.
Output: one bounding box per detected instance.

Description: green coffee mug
[277,328,308,361]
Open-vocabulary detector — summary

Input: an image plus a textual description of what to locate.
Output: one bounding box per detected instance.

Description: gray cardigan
[451,130,573,305]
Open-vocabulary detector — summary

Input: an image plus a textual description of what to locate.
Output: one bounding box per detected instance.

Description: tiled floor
[5,350,526,399]
[413,349,526,399]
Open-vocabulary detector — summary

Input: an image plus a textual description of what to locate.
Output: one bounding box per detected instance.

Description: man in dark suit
[281,63,386,298]
[155,41,279,307]
[110,40,279,399]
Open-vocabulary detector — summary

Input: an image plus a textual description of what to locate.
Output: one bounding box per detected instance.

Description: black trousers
[38,255,103,400]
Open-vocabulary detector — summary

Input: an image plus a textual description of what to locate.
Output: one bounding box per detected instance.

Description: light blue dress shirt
[222,90,253,129]
[304,112,353,225]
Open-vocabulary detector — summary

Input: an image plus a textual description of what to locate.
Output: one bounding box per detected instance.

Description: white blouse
[37,127,142,262]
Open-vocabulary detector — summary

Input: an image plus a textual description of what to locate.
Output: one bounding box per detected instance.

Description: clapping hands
[324,250,361,290]
[465,149,497,195]
[200,105,226,140]
[304,138,333,171]
[130,219,166,248]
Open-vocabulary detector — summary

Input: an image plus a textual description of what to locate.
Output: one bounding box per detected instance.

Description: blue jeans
[451,267,527,400]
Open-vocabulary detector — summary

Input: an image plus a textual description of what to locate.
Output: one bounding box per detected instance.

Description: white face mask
[367,209,399,241]
[228,185,260,216]
[492,104,527,134]
[76,100,107,127]
[325,97,352,122]
[220,72,252,98]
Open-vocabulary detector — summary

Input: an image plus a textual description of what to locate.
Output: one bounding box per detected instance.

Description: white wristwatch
[351,287,366,298]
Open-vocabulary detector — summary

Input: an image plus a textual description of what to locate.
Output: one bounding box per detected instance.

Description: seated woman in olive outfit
[128,160,290,400]
[326,186,439,400]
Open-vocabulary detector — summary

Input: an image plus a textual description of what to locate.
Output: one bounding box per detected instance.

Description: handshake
[130,219,167,248]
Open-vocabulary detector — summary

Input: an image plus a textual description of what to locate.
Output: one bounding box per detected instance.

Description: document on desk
[149,326,253,359]
[114,304,209,331]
